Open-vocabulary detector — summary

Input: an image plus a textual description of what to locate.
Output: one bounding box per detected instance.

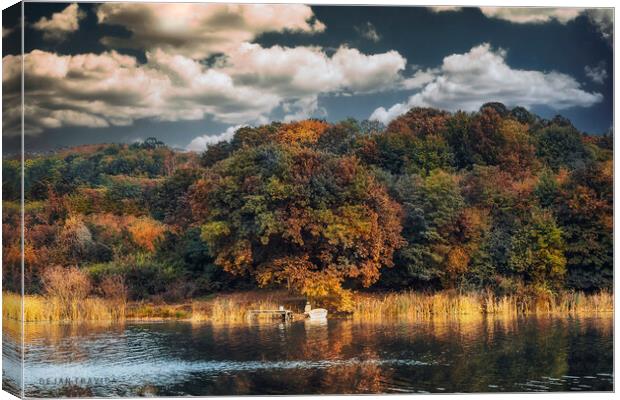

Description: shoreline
[3,290,613,324]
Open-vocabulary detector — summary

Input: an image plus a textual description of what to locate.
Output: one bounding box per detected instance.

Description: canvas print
[1,2,614,397]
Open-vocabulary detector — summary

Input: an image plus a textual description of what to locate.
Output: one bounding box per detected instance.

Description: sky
[1,2,614,152]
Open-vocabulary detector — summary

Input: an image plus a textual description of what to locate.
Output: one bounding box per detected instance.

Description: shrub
[99,274,128,318]
[41,266,92,320]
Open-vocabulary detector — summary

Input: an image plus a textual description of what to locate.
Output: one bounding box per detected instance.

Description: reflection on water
[2,315,613,396]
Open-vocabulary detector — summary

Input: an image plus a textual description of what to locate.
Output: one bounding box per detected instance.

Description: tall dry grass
[3,290,613,323]
[352,290,613,321]
[3,292,116,322]
[190,291,295,323]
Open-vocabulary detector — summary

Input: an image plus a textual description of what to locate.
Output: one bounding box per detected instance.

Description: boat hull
[305,308,328,320]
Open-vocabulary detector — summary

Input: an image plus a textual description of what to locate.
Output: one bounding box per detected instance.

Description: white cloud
[429,6,463,13]
[370,43,602,124]
[4,3,417,137]
[96,3,325,59]
[479,7,613,43]
[253,42,398,104]
[186,125,243,152]
[1,49,279,136]
[2,43,408,136]
[283,95,326,122]
[145,48,281,123]
[330,47,406,93]
[217,43,406,97]
[401,68,438,90]
[585,62,608,84]
[479,7,583,24]
[433,7,613,43]
[32,3,85,41]
[355,22,380,42]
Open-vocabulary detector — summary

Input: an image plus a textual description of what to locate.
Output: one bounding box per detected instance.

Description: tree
[536,124,593,171]
[509,106,537,125]
[4,106,613,304]
[507,210,566,292]
[275,120,329,145]
[481,102,509,117]
[127,217,166,252]
[385,107,450,138]
[149,168,200,226]
[24,157,63,200]
[60,215,94,260]
[316,119,361,155]
[190,142,403,310]
[385,170,465,288]
[496,119,538,177]
[2,159,20,201]
[200,141,232,167]
[360,130,454,175]
[553,162,613,291]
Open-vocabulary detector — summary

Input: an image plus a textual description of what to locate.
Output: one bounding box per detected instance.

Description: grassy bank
[3,290,613,323]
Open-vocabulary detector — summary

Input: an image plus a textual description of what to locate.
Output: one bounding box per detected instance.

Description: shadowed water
[2,315,613,396]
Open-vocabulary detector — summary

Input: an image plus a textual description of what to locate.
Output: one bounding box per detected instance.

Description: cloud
[584,62,608,84]
[146,48,281,123]
[1,49,279,136]
[433,7,613,43]
[428,6,463,13]
[479,7,583,24]
[5,3,410,137]
[186,125,243,152]
[2,26,14,37]
[479,7,613,43]
[355,22,380,42]
[32,3,85,41]
[585,9,613,43]
[401,68,438,90]
[370,43,602,124]
[96,3,325,58]
[2,43,407,136]
[221,43,406,101]
[283,95,327,122]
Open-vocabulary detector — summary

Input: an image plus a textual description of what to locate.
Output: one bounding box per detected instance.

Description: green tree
[536,124,593,171]
[385,170,465,287]
[507,209,566,291]
[553,162,613,291]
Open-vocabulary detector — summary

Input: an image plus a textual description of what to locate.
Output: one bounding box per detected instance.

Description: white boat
[305,308,328,320]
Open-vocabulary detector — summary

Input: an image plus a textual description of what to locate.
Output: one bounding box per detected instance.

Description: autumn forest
[2,103,613,315]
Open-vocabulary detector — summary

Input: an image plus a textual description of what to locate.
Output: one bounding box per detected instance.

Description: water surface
[2,315,613,396]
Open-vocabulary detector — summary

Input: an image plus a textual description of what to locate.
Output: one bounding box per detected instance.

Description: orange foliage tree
[127,217,166,252]
[275,120,330,145]
[190,142,403,310]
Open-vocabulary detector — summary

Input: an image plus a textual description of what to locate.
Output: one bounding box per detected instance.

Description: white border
[0,1,616,400]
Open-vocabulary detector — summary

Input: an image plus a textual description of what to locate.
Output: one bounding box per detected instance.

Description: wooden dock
[247,309,293,321]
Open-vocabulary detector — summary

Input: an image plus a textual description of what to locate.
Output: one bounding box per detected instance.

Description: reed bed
[127,302,191,320]
[352,290,614,321]
[190,291,295,323]
[3,291,116,322]
[3,290,613,323]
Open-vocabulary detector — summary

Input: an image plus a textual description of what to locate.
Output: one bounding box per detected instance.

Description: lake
[2,315,613,396]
